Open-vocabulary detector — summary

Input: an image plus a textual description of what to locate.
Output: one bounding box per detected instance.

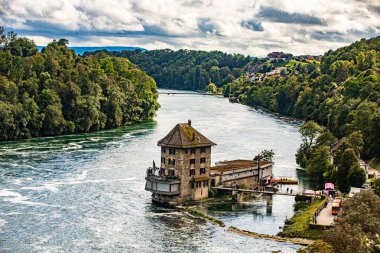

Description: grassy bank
[277,199,325,239]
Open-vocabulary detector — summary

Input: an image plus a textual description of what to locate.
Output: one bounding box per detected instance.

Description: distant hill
[37,46,146,55]
[226,36,380,160]
[100,49,251,90]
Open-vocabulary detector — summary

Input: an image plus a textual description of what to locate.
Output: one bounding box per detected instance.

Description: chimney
[188,119,191,126]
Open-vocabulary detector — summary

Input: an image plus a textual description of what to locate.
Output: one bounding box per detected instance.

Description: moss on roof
[157,122,216,148]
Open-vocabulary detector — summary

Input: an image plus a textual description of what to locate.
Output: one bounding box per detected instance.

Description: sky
[0,0,379,57]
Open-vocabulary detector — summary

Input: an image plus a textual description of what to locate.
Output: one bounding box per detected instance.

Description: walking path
[316,201,334,225]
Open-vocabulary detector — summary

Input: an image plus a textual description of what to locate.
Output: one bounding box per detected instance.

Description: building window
[168,170,175,177]
[190,169,195,176]
[191,182,195,189]
[184,149,188,154]
[168,159,175,165]
[161,147,166,153]
[169,148,176,155]
[200,157,206,163]
[190,159,195,165]
[190,148,196,154]
[200,168,206,174]
[161,157,166,164]
[201,147,206,153]
[196,182,201,188]
[203,181,209,187]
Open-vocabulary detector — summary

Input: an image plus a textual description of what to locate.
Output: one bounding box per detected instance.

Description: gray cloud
[257,6,325,25]
[241,20,264,32]
[0,0,378,57]
[310,31,346,42]
[198,18,219,35]
[369,5,380,15]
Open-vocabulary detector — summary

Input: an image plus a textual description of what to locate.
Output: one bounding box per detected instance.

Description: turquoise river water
[0,90,305,252]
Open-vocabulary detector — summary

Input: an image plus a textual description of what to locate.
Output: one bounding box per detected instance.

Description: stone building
[145,120,215,205]
[210,160,273,188]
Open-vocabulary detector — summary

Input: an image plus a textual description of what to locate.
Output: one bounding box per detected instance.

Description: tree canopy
[91,49,251,91]
[225,36,379,162]
[0,28,159,140]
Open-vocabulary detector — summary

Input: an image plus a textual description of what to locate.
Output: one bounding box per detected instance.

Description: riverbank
[180,204,313,246]
[0,90,304,252]
[277,199,326,239]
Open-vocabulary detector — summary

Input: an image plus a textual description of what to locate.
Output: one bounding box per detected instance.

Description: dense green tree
[297,240,334,253]
[322,191,380,253]
[335,148,359,193]
[300,121,323,149]
[323,223,369,253]
[372,178,380,197]
[223,84,231,97]
[0,29,159,140]
[316,131,337,147]
[223,36,379,164]
[346,131,364,155]
[296,121,323,169]
[204,83,217,93]
[347,163,366,187]
[306,145,333,185]
[93,48,250,90]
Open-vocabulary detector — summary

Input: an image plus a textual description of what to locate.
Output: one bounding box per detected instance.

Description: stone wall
[160,145,212,203]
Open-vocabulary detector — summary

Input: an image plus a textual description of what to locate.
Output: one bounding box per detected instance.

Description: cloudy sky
[1,0,379,56]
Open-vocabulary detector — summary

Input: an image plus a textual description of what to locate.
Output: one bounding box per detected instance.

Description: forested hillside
[0,28,159,140]
[99,49,251,90]
[225,37,380,161]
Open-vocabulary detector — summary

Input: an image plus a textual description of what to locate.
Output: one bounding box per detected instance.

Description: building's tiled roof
[211,159,273,173]
[157,121,216,148]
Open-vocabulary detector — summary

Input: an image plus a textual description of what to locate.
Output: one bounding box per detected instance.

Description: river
[0,90,304,253]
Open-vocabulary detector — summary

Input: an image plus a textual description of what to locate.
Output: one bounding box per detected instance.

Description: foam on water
[0,189,49,206]
[0,91,303,252]
[62,143,83,151]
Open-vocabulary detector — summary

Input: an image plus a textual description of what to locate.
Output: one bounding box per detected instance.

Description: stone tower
[145,120,216,206]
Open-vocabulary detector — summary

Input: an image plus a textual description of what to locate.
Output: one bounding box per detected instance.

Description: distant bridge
[158,92,216,96]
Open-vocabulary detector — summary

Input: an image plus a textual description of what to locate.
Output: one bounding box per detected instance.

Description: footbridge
[212,186,322,197]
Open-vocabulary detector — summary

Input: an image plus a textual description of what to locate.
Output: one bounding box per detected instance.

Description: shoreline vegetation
[99,36,379,166]
[180,190,380,252]
[222,37,379,166]
[277,198,326,240]
[0,27,159,141]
